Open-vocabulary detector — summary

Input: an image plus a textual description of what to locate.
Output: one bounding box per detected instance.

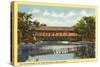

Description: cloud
[32,17,48,24]
[43,11,50,16]
[65,11,76,18]
[80,10,93,17]
[43,11,65,18]
[48,20,67,26]
[59,12,65,18]
[47,20,75,27]
[42,10,77,20]
[51,12,59,18]
[51,12,66,18]
[32,9,40,14]
[42,10,93,20]
[80,10,87,16]
[32,17,74,27]
[49,11,76,20]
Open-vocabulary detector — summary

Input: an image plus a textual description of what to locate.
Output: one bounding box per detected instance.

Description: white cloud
[51,12,59,18]
[43,11,65,18]
[42,11,76,19]
[32,17,73,26]
[31,10,77,27]
[32,17,48,24]
[48,21,67,26]
[59,12,65,18]
[47,20,75,27]
[80,10,87,16]
[80,10,93,17]
[65,11,76,18]
[43,11,50,16]
[51,12,66,18]
[32,9,40,14]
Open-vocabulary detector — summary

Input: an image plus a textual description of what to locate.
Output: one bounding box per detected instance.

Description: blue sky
[18,5,95,27]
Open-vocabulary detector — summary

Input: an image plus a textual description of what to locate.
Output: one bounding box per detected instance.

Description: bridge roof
[31,26,75,31]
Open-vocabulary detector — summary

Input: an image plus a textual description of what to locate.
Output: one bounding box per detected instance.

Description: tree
[74,16,95,41]
[18,12,33,43]
[32,20,40,27]
[40,24,47,26]
[18,12,47,43]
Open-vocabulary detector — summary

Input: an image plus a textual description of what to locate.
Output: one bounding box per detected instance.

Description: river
[18,41,95,62]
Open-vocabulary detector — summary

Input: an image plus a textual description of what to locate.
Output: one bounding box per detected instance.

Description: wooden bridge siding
[34,31,77,37]
[33,31,79,41]
[35,36,78,41]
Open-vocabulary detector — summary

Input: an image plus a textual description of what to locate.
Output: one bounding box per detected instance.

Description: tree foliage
[74,16,95,41]
[18,12,47,43]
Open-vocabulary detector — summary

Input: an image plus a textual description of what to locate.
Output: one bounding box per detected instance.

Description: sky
[18,4,95,27]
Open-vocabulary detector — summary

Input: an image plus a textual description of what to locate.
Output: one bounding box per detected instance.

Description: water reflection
[18,41,95,62]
